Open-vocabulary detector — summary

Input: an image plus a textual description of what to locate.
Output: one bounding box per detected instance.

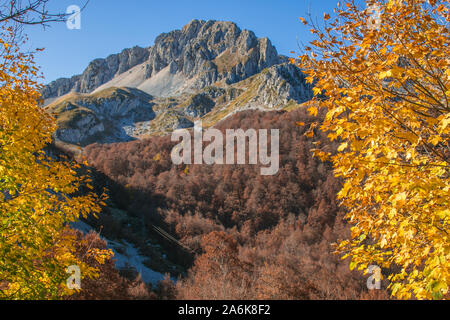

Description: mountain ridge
[44,20,313,146]
[43,20,283,101]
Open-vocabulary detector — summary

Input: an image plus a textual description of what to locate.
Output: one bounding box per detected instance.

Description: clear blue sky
[24,0,340,83]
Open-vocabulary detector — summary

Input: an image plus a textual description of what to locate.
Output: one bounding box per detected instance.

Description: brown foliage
[84,108,389,299]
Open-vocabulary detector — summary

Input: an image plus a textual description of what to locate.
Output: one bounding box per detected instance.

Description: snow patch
[71,220,166,286]
[108,240,166,286]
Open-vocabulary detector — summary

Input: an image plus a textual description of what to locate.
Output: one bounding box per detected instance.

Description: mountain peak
[181,18,207,33]
[43,20,313,147]
[42,20,281,102]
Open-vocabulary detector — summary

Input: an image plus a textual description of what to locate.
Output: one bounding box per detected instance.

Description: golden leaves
[0,31,110,299]
[378,70,392,79]
[304,121,319,138]
[337,142,348,152]
[307,105,318,117]
[296,0,450,300]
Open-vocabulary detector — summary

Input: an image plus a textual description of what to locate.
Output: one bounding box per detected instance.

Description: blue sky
[24,0,340,83]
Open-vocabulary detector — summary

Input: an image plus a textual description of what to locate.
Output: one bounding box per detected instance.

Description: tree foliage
[0,27,111,299]
[296,0,449,299]
[85,109,388,299]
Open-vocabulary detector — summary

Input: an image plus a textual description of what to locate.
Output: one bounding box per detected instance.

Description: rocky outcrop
[245,63,313,108]
[47,87,155,145]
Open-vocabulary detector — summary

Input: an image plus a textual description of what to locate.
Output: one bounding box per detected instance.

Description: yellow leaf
[379,70,392,79]
[338,142,348,152]
[308,106,318,116]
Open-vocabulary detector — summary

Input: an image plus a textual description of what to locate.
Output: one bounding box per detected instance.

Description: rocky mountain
[44,20,313,146]
[42,46,150,103]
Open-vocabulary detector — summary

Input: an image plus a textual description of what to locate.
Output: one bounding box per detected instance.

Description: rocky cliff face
[46,87,155,145]
[44,20,313,146]
[141,19,280,90]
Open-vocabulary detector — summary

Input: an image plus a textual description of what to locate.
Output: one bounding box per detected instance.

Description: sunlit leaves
[297,0,449,300]
[0,28,111,300]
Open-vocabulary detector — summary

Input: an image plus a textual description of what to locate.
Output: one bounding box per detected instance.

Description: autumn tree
[296,0,449,299]
[0,15,111,299]
[177,231,253,299]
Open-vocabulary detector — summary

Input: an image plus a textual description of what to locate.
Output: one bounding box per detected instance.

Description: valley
[42,19,385,299]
